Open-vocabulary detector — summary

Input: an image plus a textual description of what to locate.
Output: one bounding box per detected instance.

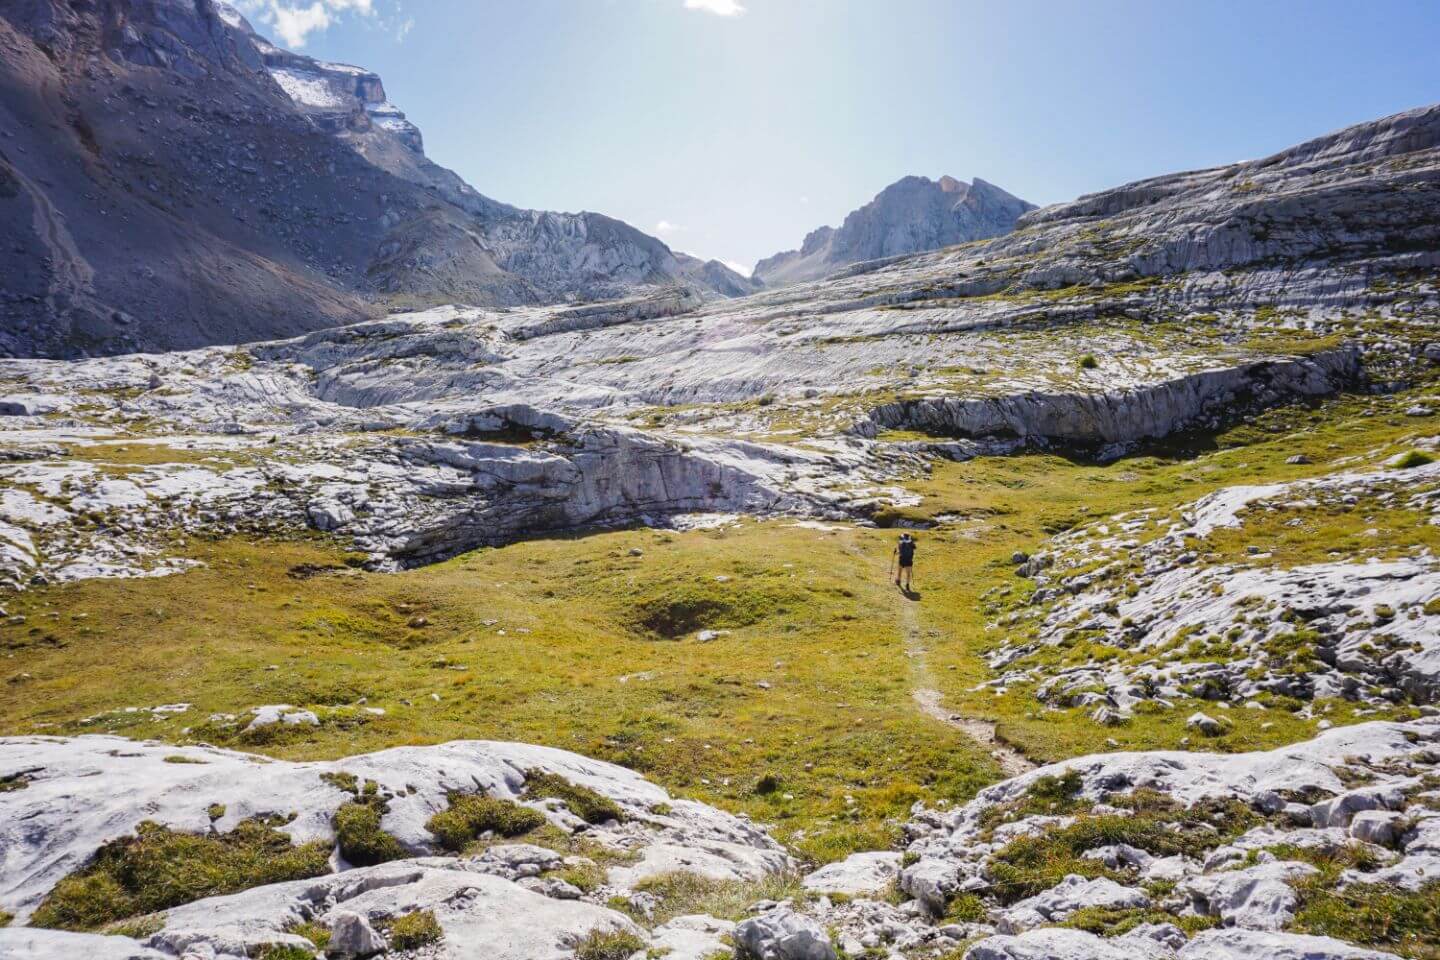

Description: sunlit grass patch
[1277,844,1440,958]
[385,909,443,950]
[524,770,625,824]
[0,521,997,866]
[425,793,546,851]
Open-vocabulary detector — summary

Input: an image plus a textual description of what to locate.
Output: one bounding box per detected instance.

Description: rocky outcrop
[860,347,1360,458]
[734,907,837,960]
[150,864,642,960]
[754,175,1034,287]
[0,734,790,922]
[991,458,1440,709]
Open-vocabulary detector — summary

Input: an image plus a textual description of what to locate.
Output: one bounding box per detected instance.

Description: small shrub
[1291,877,1440,954]
[574,927,647,960]
[425,793,546,851]
[1030,769,1083,804]
[334,801,407,866]
[319,771,360,795]
[287,920,331,951]
[754,773,781,795]
[387,909,443,950]
[979,769,1086,831]
[1079,354,1099,370]
[944,893,987,923]
[525,771,625,825]
[0,910,11,927]
[988,801,1262,903]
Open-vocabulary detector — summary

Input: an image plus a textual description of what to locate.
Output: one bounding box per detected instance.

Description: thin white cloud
[722,259,753,277]
[272,4,332,47]
[654,220,683,235]
[233,0,383,49]
[684,0,747,17]
[799,195,810,205]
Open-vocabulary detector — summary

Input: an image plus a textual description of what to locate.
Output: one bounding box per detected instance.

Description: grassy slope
[1,521,996,863]
[2,386,1436,864]
[909,389,1437,762]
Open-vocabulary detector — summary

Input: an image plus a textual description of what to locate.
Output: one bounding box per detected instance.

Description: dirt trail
[1,148,99,318]
[897,592,1036,779]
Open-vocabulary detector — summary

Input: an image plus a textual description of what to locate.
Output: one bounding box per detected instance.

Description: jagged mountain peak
[753,173,1034,288]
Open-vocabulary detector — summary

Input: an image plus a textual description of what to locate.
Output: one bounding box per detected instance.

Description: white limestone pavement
[0,735,791,923]
[148,861,642,960]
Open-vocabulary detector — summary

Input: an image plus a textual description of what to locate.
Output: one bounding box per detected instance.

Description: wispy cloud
[722,259,753,277]
[684,0,747,17]
[233,0,389,49]
[654,220,683,236]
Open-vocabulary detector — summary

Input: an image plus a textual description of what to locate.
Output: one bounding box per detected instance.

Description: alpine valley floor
[4,104,1440,960]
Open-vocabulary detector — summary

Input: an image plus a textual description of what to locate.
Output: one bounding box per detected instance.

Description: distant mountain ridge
[0,0,751,358]
[754,175,1034,287]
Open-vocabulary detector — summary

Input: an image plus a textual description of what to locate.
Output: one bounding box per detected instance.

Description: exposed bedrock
[375,427,818,565]
[0,734,790,924]
[860,347,1360,456]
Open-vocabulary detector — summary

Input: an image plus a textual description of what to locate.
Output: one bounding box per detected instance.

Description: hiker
[892,532,916,591]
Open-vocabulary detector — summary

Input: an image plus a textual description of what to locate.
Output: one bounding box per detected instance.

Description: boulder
[325,910,385,958]
[1187,712,1224,736]
[1348,810,1405,847]
[996,874,1149,932]
[647,914,736,960]
[734,907,837,960]
[802,851,903,896]
[1176,861,1317,930]
[899,856,961,915]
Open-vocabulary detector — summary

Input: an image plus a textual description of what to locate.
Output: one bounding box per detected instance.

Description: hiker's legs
[900,564,913,589]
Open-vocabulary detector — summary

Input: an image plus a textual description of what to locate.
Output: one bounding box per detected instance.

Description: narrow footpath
[898,591,1035,778]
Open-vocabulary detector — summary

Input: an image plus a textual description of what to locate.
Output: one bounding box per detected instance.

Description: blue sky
[236,0,1440,273]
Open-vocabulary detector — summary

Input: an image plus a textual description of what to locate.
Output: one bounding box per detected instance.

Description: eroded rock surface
[0,735,789,923]
[990,458,1440,707]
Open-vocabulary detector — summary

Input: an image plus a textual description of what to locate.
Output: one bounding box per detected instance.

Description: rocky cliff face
[0,0,742,360]
[754,175,1034,287]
